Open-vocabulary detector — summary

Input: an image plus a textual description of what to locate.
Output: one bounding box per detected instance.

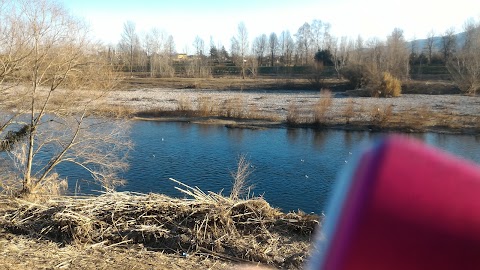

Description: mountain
[409,31,467,52]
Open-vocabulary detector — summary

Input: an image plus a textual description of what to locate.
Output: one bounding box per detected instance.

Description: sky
[62,0,480,53]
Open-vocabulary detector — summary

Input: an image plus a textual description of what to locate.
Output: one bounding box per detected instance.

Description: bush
[341,64,374,89]
[374,72,402,97]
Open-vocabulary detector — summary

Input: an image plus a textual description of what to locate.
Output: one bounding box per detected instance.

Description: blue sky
[63,0,480,53]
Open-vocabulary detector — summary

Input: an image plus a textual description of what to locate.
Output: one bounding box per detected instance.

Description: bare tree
[236,22,249,79]
[252,34,267,66]
[310,19,324,51]
[385,28,410,79]
[332,36,351,78]
[0,0,130,194]
[119,21,139,76]
[268,32,278,67]
[279,30,294,66]
[447,19,480,94]
[295,22,312,65]
[441,28,457,63]
[425,30,436,65]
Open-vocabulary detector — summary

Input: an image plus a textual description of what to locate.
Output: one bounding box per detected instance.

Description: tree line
[109,18,480,94]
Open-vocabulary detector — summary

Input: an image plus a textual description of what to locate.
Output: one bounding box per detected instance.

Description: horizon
[62,0,480,53]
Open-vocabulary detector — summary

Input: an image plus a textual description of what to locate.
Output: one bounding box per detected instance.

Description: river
[60,120,480,213]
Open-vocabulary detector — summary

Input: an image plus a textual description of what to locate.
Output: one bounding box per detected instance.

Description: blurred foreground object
[309,136,480,270]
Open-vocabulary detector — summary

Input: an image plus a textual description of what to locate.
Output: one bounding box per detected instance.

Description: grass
[0,182,319,269]
[230,155,253,200]
[369,103,394,128]
[286,101,302,125]
[343,98,355,124]
[312,89,333,125]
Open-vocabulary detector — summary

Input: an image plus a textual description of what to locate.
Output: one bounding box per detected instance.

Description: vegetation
[0,0,130,195]
[313,89,333,125]
[376,72,402,97]
[0,158,319,269]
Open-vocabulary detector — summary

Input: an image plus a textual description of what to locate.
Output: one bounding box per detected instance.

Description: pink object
[309,135,480,270]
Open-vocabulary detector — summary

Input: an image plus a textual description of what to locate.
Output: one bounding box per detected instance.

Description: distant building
[176,53,188,60]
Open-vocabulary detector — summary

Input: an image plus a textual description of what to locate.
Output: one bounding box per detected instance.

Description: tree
[447,19,480,94]
[252,34,267,66]
[425,30,436,65]
[268,32,278,66]
[235,22,249,79]
[279,30,294,66]
[385,28,409,79]
[310,19,324,51]
[0,0,130,194]
[441,28,457,63]
[295,22,312,65]
[119,21,140,75]
[332,36,351,78]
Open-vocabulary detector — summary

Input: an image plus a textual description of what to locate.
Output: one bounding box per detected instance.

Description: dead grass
[343,98,355,124]
[0,181,319,269]
[177,96,194,112]
[0,226,232,270]
[230,155,253,200]
[197,95,216,116]
[286,101,302,125]
[369,103,394,128]
[312,89,333,125]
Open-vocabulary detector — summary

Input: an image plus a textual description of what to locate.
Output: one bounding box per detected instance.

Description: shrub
[341,64,374,89]
[374,72,402,97]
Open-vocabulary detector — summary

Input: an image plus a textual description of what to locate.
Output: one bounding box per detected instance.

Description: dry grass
[0,182,319,269]
[221,95,247,119]
[369,103,394,127]
[230,155,253,200]
[197,95,216,116]
[343,98,355,124]
[0,227,232,270]
[286,101,302,125]
[177,96,194,112]
[312,89,333,125]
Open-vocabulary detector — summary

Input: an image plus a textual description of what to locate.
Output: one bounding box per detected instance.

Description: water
[62,121,480,213]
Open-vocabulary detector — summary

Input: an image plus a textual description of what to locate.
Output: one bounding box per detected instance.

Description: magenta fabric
[321,136,480,270]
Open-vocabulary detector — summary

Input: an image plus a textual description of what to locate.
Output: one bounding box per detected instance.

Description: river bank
[104,78,480,135]
[0,188,319,269]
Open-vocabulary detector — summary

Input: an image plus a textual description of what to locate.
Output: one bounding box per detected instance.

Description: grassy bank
[0,183,319,269]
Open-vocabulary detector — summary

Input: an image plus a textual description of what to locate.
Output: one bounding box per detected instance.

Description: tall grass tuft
[313,89,333,125]
[197,95,215,116]
[286,101,302,125]
[343,98,355,124]
[176,96,193,112]
[230,155,253,200]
